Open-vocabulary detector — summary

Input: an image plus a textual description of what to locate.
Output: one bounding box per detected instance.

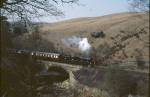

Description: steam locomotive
[7,48,96,67]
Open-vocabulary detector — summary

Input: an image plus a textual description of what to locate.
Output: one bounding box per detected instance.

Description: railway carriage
[30,51,60,61]
[7,48,96,66]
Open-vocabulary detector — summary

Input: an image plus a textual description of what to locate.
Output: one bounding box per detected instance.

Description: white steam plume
[79,38,91,52]
[62,36,91,52]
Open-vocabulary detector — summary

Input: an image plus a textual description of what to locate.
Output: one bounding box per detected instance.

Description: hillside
[38,12,149,62]
[3,12,149,97]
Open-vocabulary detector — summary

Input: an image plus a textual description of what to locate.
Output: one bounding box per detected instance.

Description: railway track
[7,48,149,74]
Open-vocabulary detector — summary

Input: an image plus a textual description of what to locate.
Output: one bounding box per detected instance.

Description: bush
[13,28,56,52]
[0,17,13,57]
[1,57,45,97]
[91,31,106,38]
[135,49,146,70]
[12,21,29,35]
[103,67,138,97]
[91,42,113,65]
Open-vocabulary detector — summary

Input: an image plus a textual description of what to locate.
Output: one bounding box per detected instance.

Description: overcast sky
[35,0,130,23]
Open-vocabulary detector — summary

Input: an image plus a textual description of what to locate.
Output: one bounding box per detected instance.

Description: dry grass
[38,12,149,61]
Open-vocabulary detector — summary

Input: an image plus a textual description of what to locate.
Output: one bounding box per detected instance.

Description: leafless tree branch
[1,0,79,21]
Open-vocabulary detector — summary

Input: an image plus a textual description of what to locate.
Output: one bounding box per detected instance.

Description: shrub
[90,42,113,65]
[135,49,146,70]
[103,67,138,97]
[91,31,106,38]
[12,21,29,35]
[1,57,45,97]
[13,28,56,52]
[0,17,13,57]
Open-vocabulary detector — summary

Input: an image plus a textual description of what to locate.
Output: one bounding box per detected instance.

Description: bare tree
[1,0,79,21]
[0,0,79,50]
[128,0,149,12]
